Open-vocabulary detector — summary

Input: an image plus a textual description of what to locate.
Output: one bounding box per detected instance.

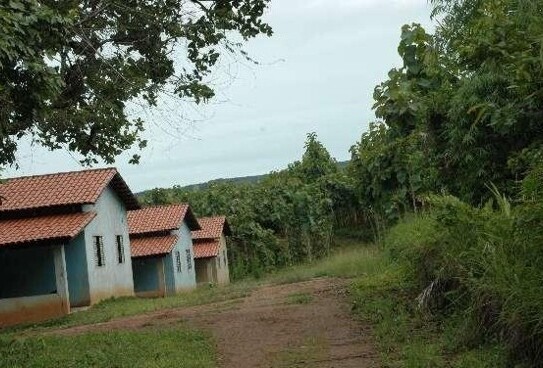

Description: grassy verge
[266,244,385,284]
[262,239,508,367]
[0,324,215,368]
[348,261,506,368]
[0,285,236,367]
[5,280,258,333]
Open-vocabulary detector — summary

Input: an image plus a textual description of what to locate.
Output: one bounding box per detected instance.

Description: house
[0,168,140,327]
[128,204,200,297]
[192,216,232,285]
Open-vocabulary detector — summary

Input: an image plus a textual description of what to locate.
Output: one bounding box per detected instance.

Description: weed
[286,292,313,305]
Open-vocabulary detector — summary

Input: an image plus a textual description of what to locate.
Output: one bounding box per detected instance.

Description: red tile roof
[130,235,178,258]
[193,239,220,259]
[0,212,96,247]
[0,168,139,212]
[192,216,231,240]
[128,204,200,235]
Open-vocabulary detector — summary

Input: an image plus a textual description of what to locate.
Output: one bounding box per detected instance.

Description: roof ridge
[198,215,226,220]
[5,167,117,181]
[135,203,189,211]
[0,167,139,212]
[127,203,193,234]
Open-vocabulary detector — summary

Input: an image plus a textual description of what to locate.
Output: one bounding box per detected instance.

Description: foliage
[0,0,272,166]
[348,23,446,227]
[350,0,543,218]
[141,133,360,279]
[347,5,543,362]
[384,174,543,366]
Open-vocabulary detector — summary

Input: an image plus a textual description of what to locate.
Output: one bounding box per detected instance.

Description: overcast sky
[6,0,434,192]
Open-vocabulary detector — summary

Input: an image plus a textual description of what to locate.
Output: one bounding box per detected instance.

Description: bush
[384,191,543,367]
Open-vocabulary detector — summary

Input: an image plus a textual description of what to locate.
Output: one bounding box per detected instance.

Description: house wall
[169,222,197,293]
[216,234,230,285]
[82,186,134,305]
[64,232,91,307]
[195,258,215,284]
[132,257,165,297]
[0,294,65,327]
[0,245,70,327]
[195,235,230,286]
[0,246,56,298]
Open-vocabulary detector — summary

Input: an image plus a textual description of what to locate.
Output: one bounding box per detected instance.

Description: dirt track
[52,278,379,367]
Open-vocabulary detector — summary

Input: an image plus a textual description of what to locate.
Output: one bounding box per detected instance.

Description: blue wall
[133,257,160,293]
[0,246,56,298]
[164,253,176,295]
[130,221,197,297]
[82,186,134,304]
[170,223,197,291]
[65,232,90,307]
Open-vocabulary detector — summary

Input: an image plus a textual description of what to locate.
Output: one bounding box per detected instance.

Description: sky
[5,0,435,192]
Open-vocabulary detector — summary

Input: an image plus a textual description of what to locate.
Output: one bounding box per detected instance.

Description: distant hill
[179,173,267,192]
[138,160,350,195]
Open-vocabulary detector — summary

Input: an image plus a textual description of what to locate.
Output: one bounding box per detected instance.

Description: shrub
[384,190,543,366]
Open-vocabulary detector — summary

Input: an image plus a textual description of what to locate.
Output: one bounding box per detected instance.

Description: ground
[49,278,378,367]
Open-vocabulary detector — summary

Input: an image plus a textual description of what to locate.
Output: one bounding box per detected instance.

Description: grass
[6,280,258,333]
[270,336,328,368]
[266,244,385,284]
[0,324,215,368]
[347,253,508,368]
[286,292,313,305]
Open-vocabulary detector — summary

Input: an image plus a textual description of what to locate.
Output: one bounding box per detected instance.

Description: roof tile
[0,212,96,247]
[0,168,139,212]
[193,239,220,259]
[192,216,229,239]
[131,235,178,257]
[128,204,199,235]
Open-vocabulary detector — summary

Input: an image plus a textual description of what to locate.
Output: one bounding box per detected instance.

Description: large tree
[351,0,543,212]
[0,0,272,165]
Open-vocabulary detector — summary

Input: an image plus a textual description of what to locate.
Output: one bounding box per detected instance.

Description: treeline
[140,133,360,279]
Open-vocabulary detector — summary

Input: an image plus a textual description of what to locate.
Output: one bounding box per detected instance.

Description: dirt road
[53,278,379,367]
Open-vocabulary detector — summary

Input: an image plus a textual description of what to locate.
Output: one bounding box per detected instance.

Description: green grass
[0,325,215,368]
[286,292,313,305]
[270,336,328,368]
[8,280,258,333]
[341,244,508,367]
[267,244,385,284]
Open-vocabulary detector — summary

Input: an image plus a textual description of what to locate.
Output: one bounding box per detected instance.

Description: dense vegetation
[141,0,543,365]
[141,132,360,279]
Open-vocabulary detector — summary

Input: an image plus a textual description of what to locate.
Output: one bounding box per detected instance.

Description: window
[94,236,105,267]
[186,249,192,270]
[116,235,125,264]
[223,250,227,267]
[175,251,182,273]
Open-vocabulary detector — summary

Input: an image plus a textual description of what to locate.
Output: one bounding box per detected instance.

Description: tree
[0,0,272,166]
[359,2,543,205]
[289,132,338,182]
[430,0,543,200]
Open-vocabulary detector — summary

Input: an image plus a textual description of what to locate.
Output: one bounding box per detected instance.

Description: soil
[51,278,379,367]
